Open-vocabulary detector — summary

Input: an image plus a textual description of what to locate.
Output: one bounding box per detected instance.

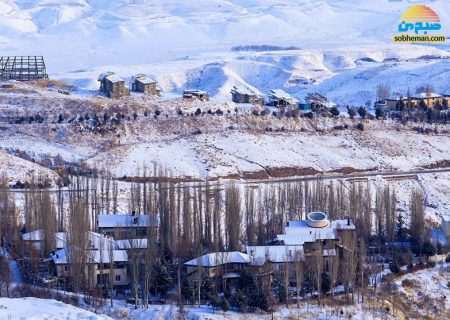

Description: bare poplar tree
[245,187,257,246]
[341,230,357,303]
[312,240,324,305]
[66,175,90,296]
[294,251,302,309]
[0,175,17,250]
[410,188,425,246]
[225,183,241,251]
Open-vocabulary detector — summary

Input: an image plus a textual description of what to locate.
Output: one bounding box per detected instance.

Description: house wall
[194,93,209,101]
[55,263,128,287]
[386,97,449,110]
[134,81,159,95]
[232,92,247,103]
[98,227,148,239]
[101,80,130,99]
[186,263,247,279]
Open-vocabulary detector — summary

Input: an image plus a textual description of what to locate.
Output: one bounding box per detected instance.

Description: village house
[22,228,147,294]
[186,212,356,292]
[230,85,264,105]
[247,212,355,287]
[268,89,299,108]
[131,74,160,95]
[385,97,409,109]
[385,92,450,110]
[98,72,130,99]
[183,89,209,101]
[306,92,330,109]
[246,245,304,289]
[184,252,251,291]
[97,213,158,240]
[411,92,444,108]
[49,232,129,291]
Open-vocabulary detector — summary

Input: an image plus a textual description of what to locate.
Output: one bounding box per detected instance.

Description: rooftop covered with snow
[230,85,258,96]
[184,251,250,267]
[51,247,128,265]
[133,74,156,84]
[268,89,299,104]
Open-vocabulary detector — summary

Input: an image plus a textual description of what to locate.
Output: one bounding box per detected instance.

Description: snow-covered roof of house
[51,247,128,265]
[183,89,208,95]
[115,238,148,250]
[412,92,442,99]
[184,251,251,267]
[246,245,304,264]
[97,214,157,228]
[22,230,67,249]
[133,74,156,85]
[268,89,299,104]
[97,71,115,81]
[22,230,43,241]
[86,231,115,250]
[230,85,257,96]
[105,73,125,83]
[274,217,355,244]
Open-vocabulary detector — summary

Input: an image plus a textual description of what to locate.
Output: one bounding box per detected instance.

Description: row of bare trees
[15,172,426,259]
[2,169,431,310]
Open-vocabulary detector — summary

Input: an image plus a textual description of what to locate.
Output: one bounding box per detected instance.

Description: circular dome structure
[306,212,329,228]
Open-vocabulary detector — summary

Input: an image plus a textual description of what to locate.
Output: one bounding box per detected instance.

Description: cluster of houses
[230,85,327,110]
[378,92,450,110]
[96,73,322,112]
[21,213,157,294]
[185,212,355,291]
[21,211,355,296]
[98,72,160,99]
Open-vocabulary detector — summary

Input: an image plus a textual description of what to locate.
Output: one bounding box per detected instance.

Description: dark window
[115,275,121,282]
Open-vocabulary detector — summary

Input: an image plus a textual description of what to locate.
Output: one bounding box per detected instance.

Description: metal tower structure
[0,56,48,81]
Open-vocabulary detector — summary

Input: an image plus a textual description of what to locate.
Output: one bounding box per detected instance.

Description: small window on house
[115,275,121,282]
[64,266,68,271]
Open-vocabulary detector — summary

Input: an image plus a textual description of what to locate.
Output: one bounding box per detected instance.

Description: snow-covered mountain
[1,0,450,104]
[1,0,449,70]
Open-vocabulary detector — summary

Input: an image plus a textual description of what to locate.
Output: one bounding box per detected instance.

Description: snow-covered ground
[0,151,59,184]
[50,44,450,107]
[0,297,113,320]
[1,1,450,105]
[392,264,450,319]
[7,0,449,70]
[0,297,397,320]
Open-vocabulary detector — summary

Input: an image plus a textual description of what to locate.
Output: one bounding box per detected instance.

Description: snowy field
[0,296,397,320]
[0,297,113,320]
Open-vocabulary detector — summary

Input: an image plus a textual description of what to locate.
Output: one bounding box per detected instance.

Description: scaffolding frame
[0,56,48,81]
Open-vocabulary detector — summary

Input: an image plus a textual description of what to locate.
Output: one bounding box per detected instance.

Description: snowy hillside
[1,0,450,105]
[57,44,450,106]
